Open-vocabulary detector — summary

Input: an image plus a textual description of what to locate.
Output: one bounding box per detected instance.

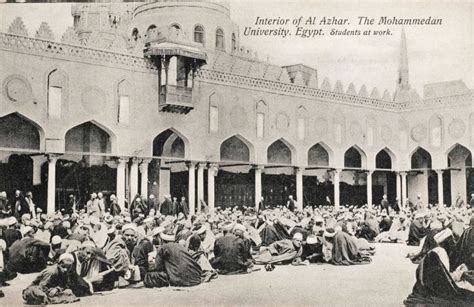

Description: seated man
[407,212,429,246]
[23,253,92,305]
[254,232,304,266]
[324,227,371,265]
[72,241,116,292]
[404,246,474,305]
[122,223,154,281]
[7,227,50,274]
[211,223,253,274]
[144,232,203,288]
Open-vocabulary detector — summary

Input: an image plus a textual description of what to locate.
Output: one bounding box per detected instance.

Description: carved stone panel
[411,124,427,142]
[448,118,466,139]
[3,75,32,104]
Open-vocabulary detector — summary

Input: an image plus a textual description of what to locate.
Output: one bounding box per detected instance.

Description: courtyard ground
[2,243,419,307]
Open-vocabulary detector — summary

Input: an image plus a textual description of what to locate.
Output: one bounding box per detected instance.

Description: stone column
[186,162,196,215]
[367,170,373,209]
[436,170,444,206]
[395,172,401,206]
[47,154,59,214]
[207,163,218,214]
[400,171,408,208]
[295,167,304,211]
[254,165,264,211]
[129,158,139,200]
[334,168,341,210]
[197,162,205,213]
[31,155,46,186]
[139,159,151,199]
[116,157,127,211]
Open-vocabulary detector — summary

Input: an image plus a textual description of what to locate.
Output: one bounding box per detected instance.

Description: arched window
[429,115,442,147]
[171,23,181,30]
[256,100,267,138]
[47,69,67,119]
[231,33,236,51]
[146,24,156,38]
[131,28,139,42]
[194,25,204,44]
[117,79,132,124]
[209,93,220,133]
[297,106,306,141]
[215,28,225,50]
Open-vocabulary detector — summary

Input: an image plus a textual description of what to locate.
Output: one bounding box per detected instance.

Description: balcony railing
[159,84,193,114]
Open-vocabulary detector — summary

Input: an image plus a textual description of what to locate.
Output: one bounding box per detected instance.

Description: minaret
[397,28,410,91]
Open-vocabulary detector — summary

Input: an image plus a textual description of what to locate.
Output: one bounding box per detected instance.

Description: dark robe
[160,199,173,216]
[381,199,390,214]
[211,234,253,274]
[259,221,291,246]
[407,220,428,246]
[144,242,203,288]
[22,264,91,305]
[109,201,121,217]
[404,249,474,306]
[73,248,114,292]
[51,224,69,239]
[358,216,380,241]
[131,238,154,279]
[7,237,50,274]
[379,217,393,232]
[254,239,302,264]
[331,231,371,265]
[14,195,30,219]
[287,199,296,212]
[452,226,474,270]
[179,200,189,218]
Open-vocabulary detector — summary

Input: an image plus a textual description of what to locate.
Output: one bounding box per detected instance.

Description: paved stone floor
[2,243,420,306]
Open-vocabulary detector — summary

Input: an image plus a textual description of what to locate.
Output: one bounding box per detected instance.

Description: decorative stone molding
[448,118,466,139]
[411,124,427,142]
[2,75,33,104]
[61,27,81,45]
[35,22,54,41]
[8,17,28,37]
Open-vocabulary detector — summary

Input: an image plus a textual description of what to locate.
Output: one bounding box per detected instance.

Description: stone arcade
[0,1,472,215]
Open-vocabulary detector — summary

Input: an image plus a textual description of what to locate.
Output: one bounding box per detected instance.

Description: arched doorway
[217,135,254,209]
[374,149,396,205]
[408,147,433,206]
[0,113,45,210]
[448,144,472,206]
[341,146,367,206]
[306,143,333,207]
[264,139,295,207]
[56,121,115,212]
[151,129,188,201]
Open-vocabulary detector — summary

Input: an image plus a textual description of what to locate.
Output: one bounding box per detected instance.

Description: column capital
[399,171,408,176]
[294,166,305,175]
[435,169,444,175]
[252,164,265,171]
[131,157,140,164]
[185,161,196,169]
[332,168,342,174]
[115,156,129,165]
[140,158,152,165]
[197,162,207,169]
[208,163,219,170]
[46,154,60,163]
[366,169,375,175]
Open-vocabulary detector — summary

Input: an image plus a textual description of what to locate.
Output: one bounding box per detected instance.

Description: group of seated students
[0,200,472,305]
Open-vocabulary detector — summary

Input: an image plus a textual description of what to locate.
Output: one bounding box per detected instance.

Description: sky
[0,0,472,96]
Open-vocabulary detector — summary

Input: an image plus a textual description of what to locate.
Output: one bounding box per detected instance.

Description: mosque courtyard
[3,243,419,307]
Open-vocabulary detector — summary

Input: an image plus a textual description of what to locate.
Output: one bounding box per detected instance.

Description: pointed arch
[375,147,395,169]
[267,138,295,165]
[429,113,443,147]
[344,145,367,168]
[410,146,432,169]
[446,143,472,168]
[219,134,254,163]
[152,127,190,159]
[307,142,333,166]
[0,112,44,151]
[65,120,116,154]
